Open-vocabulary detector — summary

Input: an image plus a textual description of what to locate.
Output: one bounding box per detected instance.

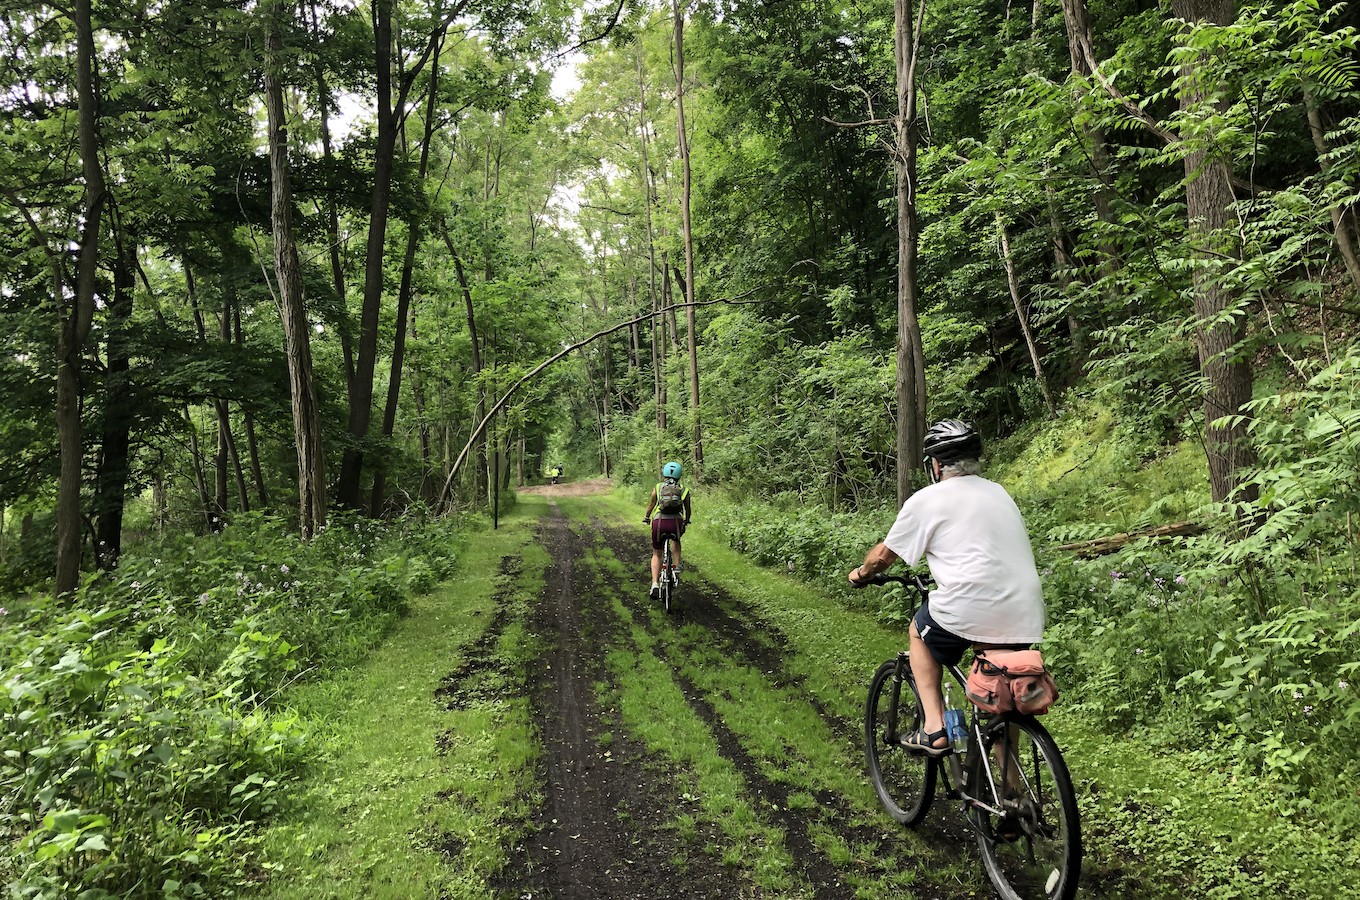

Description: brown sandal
[899,727,952,758]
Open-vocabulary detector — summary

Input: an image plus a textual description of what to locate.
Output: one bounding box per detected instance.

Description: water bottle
[943,684,967,748]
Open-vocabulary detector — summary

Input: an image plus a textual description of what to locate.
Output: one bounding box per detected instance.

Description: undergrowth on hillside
[704,370,1360,825]
[0,510,464,898]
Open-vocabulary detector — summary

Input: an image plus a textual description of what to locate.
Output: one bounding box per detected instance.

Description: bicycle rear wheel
[660,540,674,613]
[969,715,1081,900]
[864,659,936,825]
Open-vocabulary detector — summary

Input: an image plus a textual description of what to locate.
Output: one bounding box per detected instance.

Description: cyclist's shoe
[899,727,952,758]
[649,582,660,600]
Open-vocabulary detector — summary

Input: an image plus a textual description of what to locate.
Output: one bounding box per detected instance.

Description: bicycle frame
[885,652,1014,823]
[863,570,1081,900]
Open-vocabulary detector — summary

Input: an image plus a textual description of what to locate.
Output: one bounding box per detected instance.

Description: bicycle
[658,531,679,613]
[861,573,1081,900]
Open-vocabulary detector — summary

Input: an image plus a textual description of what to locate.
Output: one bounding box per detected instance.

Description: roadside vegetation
[0,511,463,897]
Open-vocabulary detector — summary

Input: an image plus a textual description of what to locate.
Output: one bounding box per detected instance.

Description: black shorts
[913,601,1031,667]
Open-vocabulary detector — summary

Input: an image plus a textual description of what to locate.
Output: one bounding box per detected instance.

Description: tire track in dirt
[513,505,747,900]
[433,554,523,720]
[596,523,987,900]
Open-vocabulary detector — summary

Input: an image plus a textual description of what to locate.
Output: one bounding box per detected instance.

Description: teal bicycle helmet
[662,461,683,479]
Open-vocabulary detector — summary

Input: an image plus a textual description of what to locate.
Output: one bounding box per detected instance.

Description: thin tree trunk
[997,215,1057,417]
[266,0,327,536]
[409,302,435,501]
[1172,0,1257,507]
[447,239,488,501]
[894,0,929,506]
[372,36,444,517]
[1060,0,1119,283]
[337,0,398,509]
[55,0,108,595]
[307,0,355,391]
[93,232,136,568]
[233,301,270,507]
[185,407,216,531]
[673,3,702,471]
[1303,88,1360,292]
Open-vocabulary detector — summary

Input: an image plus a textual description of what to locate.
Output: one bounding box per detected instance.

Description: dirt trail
[518,505,744,899]
[511,502,983,900]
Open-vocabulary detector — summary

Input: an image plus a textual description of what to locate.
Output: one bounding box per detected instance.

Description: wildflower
[1154,577,1165,588]
[1135,648,1144,655]
[1110,570,1123,580]
[1340,681,1350,690]
[0,607,7,617]
[198,593,211,605]
[281,564,291,574]
[154,559,161,566]
[1304,705,1314,715]
[1293,691,1303,700]
[1175,574,1186,585]
[131,581,143,591]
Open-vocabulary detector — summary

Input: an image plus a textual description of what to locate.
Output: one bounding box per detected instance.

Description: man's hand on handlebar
[643,516,650,525]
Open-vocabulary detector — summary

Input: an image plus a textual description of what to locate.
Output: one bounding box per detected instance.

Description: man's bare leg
[908,621,949,750]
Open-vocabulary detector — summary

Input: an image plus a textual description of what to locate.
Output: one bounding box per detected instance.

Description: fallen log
[1055,521,1205,558]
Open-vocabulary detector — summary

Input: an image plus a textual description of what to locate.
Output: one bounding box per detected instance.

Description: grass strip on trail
[563,487,1360,900]
[256,506,543,899]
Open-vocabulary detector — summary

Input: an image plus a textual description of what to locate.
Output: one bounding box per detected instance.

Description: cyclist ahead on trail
[643,461,692,599]
[848,419,1045,756]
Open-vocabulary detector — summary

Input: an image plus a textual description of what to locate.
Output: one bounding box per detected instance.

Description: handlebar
[855,572,933,594]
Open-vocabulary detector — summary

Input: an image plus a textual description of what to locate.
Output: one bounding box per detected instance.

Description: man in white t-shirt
[848,419,1045,756]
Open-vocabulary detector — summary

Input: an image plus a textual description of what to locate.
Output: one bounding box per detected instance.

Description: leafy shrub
[0,510,462,896]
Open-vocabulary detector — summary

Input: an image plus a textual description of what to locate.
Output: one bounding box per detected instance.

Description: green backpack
[656,481,686,514]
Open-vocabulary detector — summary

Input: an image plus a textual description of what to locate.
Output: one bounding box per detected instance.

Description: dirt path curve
[520,503,743,900]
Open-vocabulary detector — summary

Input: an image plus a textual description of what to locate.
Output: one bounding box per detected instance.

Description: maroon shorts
[651,516,685,550]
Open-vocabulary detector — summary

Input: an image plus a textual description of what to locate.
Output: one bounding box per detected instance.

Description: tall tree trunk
[447,241,488,502]
[55,0,108,596]
[1172,0,1257,507]
[266,0,327,536]
[372,37,443,517]
[1060,0,1119,285]
[336,0,398,509]
[894,0,929,506]
[93,232,136,568]
[997,215,1057,417]
[185,407,216,531]
[1302,88,1360,292]
[233,301,270,507]
[307,0,356,392]
[408,302,435,501]
[674,0,703,473]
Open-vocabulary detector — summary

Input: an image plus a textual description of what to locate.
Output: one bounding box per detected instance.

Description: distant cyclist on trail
[643,461,692,599]
[847,419,1045,756]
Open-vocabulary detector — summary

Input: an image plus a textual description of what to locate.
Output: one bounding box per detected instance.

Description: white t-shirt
[883,475,1045,644]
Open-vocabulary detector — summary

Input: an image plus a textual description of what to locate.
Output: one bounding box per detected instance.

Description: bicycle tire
[968,715,1081,900]
[864,659,936,825]
[661,539,674,613]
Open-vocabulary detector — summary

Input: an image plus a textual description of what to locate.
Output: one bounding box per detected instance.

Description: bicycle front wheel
[969,715,1081,900]
[864,659,936,825]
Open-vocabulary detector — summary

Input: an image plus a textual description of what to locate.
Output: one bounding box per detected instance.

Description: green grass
[255,504,543,899]
[567,486,1360,899]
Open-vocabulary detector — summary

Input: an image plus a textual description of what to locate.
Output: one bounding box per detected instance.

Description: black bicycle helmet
[922,418,982,464]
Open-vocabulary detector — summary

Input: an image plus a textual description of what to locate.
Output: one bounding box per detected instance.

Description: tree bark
[336,0,398,509]
[372,36,444,517]
[266,0,327,536]
[1302,88,1360,292]
[997,214,1057,417]
[1172,0,1257,507]
[447,239,488,501]
[93,233,136,568]
[894,0,929,507]
[674,0,703,473]
[55,0,108,596]
[306,0,356,392]
[233,301,270,507]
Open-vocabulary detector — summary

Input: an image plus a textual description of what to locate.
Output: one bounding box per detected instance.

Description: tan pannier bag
[965,649,1059,715]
